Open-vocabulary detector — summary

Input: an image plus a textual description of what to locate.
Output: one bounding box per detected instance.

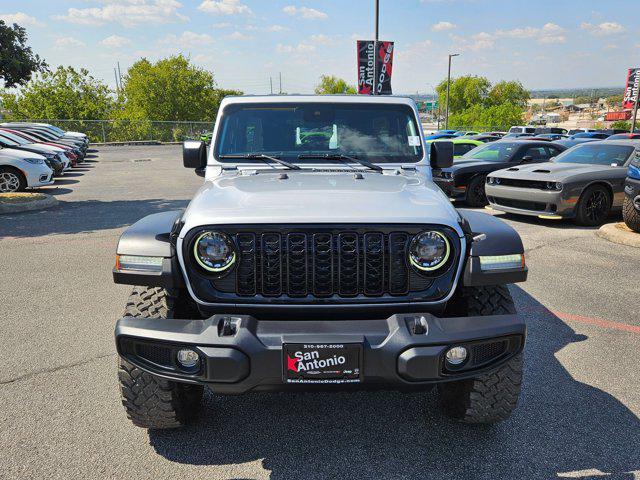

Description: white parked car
[0,148,54,192]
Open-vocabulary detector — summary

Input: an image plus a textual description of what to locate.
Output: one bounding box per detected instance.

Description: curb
[0,194,58,215]
[596,222,640,248]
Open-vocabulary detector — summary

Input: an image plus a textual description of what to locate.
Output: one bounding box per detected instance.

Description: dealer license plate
[283,343,362,384]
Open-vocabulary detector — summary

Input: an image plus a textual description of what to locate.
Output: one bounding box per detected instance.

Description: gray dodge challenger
[485,140,639,226]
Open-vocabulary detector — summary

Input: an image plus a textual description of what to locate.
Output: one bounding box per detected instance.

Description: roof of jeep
[219,94,418,107]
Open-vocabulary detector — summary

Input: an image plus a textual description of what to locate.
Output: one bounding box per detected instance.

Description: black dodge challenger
[432,140,566,207]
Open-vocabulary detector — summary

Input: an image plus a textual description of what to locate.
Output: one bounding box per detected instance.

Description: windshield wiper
[297,153,383,173]
[219,153,301,170]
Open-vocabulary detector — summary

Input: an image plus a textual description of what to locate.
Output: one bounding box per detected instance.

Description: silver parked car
[486,141,638,225]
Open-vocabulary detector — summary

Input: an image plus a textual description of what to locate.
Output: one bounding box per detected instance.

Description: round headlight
[193,231,236,272]
[409,231,450,272]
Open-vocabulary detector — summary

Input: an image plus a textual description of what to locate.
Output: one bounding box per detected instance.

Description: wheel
[438,285,523,424]
[118,287,204,429]
[0,167,27,193]
[622,195,640,232]
[575,185,611,226]
[465,175,487,207]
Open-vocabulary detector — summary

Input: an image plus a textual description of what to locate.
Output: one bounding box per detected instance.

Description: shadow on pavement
[0,199,188,238]
[148,286,639,479]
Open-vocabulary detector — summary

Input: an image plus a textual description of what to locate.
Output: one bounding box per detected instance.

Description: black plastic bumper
[115,312,525,394]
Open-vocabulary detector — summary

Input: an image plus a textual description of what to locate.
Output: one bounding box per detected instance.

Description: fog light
[445,346,467,365]
[176,349,200,369]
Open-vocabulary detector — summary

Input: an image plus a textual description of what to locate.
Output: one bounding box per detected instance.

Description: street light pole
[374,0,379,41]
[445,53,459,130]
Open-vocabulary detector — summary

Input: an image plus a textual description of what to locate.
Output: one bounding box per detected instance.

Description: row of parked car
[425,127,640,231]
[0,123,89,193]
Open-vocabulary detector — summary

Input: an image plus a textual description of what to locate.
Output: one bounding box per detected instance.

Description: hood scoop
[506,167,519,171]
[532,169,551,173]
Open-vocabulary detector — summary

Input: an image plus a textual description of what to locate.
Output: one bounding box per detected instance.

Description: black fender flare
[458,209,527,286]
[113,210,185,288]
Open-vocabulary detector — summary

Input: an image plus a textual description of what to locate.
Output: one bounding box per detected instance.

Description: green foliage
[605,94,624,109]
[436,75,491,114]
[573,95,593,105]
[314,75,356,94]
[437,75,528,129]
[487,80,530,108]
[0,20,47,88]
[1,66,112,120]
[611,120,631,131]
[449,103,524,130]
[118,55,241,122]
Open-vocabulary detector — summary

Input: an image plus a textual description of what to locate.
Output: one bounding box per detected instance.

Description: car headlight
[546,181,562,191]
[193,231,236,272]
[24,157,44,165]
[409,231,450,272]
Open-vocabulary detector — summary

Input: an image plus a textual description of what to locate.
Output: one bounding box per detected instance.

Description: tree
[117,55,241,122]
[314,75,356,94]
[449,103,524,130]
[610,120,631,131]
[436,75,491,114]
[605,94,624,109]
[0,20,47,87]
[487,80,530,108]
[573,95,592,105]
[1,66,112,120]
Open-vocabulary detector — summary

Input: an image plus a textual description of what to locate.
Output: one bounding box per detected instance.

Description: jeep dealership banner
[623,68,640,110]
[357,40,394,95]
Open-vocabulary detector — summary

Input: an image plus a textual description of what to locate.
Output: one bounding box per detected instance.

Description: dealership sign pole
[623,68,639,132]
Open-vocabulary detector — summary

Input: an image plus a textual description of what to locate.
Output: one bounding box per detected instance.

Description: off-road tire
[575,185,611,226]
[622,195,640,232]
[118,286,203,429]
[466,175,487,208]
[438,285,523,424]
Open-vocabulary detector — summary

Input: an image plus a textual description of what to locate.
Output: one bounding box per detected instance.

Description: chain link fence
[3,119,214,143]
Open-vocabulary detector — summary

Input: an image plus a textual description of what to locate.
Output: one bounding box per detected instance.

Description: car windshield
[214,102,423,164]
[553,144,634,166]
[459,142,518,162]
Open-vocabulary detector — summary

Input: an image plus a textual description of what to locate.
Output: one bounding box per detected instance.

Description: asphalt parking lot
[1,145,639,480]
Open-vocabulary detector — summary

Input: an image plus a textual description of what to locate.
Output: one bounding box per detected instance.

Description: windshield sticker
[408,136,421,146]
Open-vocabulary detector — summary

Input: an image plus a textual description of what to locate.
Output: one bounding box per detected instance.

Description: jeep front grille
[232,231,411,297]
[183,225,460,304]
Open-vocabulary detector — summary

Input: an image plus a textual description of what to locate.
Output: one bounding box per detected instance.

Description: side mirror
[183,140,207,170]
[430,141,454,169]
[521,155,533,163]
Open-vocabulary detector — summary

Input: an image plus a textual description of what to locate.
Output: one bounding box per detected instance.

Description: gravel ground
[0,145,638,480]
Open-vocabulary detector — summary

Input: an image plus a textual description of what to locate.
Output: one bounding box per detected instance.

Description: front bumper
[625,177,640,210]
[115,312,525,394]
[433,178,467,201]
[486,184,575,218]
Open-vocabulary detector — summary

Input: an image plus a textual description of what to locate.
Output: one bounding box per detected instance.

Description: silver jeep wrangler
[113,95,528,429]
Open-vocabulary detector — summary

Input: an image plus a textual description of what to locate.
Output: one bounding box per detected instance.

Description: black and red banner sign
[623,68,640,110]
[357,40,394,95]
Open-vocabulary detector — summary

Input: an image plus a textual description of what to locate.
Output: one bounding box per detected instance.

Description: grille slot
[261,233,282,296]
[471,340,508,366]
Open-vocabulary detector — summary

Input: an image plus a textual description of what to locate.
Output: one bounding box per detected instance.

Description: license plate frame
[282,343,362,384]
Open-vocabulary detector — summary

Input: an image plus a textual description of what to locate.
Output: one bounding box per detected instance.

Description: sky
[1,0,638,95]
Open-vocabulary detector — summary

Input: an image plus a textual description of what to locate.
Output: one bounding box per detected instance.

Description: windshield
[553,144,634,166]
[460,142,518,162]
[214,102,423,164]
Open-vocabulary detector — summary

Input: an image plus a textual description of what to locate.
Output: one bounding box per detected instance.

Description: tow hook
[218,316,240,336]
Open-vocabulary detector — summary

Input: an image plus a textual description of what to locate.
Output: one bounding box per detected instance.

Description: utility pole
[114,68,120,92]
[279,72,282,94]
[270,76,273,94]
[374,0,379,41]
[445,53,460,130]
